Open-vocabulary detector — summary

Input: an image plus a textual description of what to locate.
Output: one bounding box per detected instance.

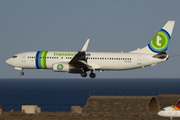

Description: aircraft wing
[69,39,92,70]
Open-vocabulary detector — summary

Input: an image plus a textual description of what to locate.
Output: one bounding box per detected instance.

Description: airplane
[158,106,180,120]
[6,21,175,78]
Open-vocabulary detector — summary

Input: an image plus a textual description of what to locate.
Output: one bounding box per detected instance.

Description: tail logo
[148,29,170,53]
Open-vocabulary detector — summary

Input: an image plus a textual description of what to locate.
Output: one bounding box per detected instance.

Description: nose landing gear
[20,72,24,76]
[20,69,24,76]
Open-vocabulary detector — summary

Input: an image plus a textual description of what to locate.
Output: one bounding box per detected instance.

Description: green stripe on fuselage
[41,51,48,69]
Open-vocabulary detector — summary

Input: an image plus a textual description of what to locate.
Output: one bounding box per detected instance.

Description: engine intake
[53,63,70,72]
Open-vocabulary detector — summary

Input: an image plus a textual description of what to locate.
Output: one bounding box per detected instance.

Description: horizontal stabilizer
[153,52,167,59]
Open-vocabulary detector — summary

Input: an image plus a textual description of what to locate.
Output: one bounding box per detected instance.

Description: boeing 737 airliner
[6,21,175,78]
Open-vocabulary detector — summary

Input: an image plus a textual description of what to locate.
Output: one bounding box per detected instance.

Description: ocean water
[0,78,180,111]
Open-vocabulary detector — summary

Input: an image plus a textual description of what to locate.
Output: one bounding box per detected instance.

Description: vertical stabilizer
[130,21,175,54]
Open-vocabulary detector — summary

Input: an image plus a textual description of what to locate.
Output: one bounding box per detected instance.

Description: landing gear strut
[89,71,96,78]
[81,72,87,77]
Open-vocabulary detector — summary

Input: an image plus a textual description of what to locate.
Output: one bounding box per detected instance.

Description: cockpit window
[162,109,165,111]
[12,56,17,58]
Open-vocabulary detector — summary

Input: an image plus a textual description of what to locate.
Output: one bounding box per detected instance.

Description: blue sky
[1,0,180,78]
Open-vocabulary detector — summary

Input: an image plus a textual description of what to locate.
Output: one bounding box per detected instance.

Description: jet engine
[53,63,70,72]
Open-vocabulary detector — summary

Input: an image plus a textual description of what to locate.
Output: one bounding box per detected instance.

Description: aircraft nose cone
[157,111,162,116]
[6,58,11,65]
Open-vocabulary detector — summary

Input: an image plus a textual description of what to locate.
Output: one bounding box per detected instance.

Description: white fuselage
[6,51,168,71]
[158,106,180,118]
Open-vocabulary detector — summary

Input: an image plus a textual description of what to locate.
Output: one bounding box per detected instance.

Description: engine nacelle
[53,63,70,72]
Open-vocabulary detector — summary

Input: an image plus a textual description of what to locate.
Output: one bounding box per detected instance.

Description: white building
[22,105,41,114]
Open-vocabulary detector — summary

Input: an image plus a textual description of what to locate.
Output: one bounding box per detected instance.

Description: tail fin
[130,21,175,54]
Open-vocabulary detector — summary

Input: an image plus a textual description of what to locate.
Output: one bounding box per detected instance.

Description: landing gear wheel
[81,72,87,77]
[20,72,24,76]
[89,73,96,78]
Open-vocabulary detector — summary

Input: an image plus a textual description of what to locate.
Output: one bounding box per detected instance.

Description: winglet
[69,39,90,64]
[80,39,90,52]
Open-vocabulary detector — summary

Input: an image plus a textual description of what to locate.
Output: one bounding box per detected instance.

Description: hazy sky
[1,0,180,78]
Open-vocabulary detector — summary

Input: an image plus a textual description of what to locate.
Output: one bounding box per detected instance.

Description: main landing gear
[81,71,96,78]
[81,72,87,77]
[89,72,96,78]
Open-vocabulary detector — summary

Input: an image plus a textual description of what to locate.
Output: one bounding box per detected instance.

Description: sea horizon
[0,78,180,111]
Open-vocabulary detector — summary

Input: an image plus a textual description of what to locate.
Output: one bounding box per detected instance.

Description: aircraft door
[174,111,178,117]
[168,111,171,115]
[137,55,142,65]
[22,55,26,62]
